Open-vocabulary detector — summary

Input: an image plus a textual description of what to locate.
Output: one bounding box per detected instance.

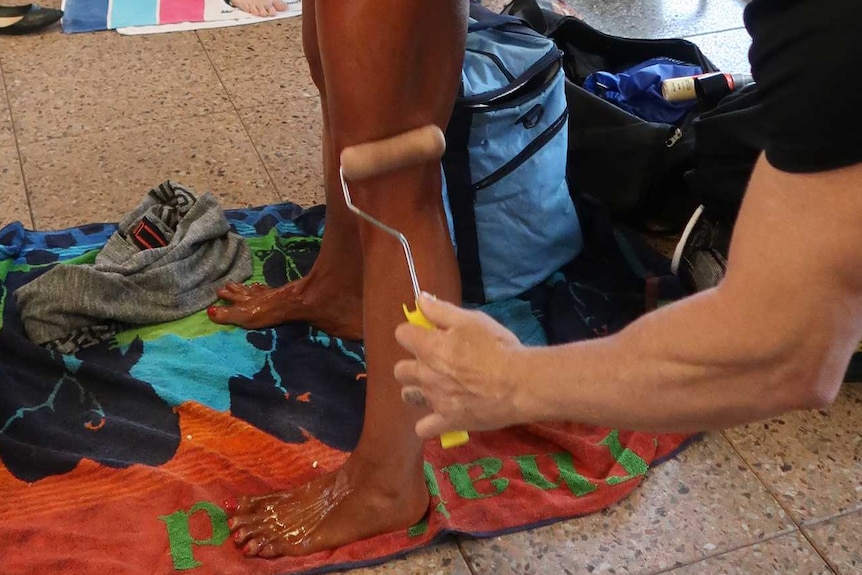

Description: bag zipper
[665,127,683,147]
[459,50,562,110]
[465,48,516,82]
[471,107,569,192]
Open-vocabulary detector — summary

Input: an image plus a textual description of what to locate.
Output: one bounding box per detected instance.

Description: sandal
[0,4,62,35]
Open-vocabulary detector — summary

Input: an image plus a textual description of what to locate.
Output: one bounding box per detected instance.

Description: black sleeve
[744,0,862,173]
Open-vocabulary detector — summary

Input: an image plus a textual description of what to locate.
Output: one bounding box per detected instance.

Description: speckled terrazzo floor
[1,1,859,574]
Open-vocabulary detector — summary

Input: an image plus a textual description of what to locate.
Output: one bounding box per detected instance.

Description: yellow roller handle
[402,302,470,449]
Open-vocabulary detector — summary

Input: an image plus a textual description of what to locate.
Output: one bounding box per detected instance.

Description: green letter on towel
[513,453,597,496]
[600,430,650,485]
[443,457,509,499]
[159,501,230,570]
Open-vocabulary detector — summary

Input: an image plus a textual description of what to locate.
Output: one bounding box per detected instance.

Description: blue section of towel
[62,0,110,33]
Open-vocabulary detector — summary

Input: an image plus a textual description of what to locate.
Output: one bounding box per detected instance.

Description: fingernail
[402,387,428,408]
[420,291,437,301]
[223,497,238,511]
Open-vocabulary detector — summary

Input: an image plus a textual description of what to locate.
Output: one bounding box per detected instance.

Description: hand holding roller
[339,125,470,450]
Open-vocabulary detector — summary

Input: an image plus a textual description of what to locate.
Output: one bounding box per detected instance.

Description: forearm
[510,157,862,433]
[511,287,813,432]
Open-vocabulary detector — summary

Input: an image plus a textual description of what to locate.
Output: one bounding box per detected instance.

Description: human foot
[225,459,429,557]
[227,0,288,18]
[208,278,363,340]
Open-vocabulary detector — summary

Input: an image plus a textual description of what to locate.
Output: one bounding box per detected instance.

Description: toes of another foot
[233,2,262,17]
[230,0,290,17]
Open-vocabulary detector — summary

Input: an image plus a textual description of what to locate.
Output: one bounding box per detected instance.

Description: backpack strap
[500,0,550,34]
[467,2,526,32]
[443,103,487,304]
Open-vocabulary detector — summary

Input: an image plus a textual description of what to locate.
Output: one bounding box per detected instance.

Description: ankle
[343,453,427,498]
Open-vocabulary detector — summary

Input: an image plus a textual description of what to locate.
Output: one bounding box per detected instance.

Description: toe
[243,535,273,557]
[228,514,255,533]
[206,305,232,324]
[215,289,254,304]
[235,495,266,514]
[223,497,239,512]
[215,286,241,301]
[257,542,282,558]
[215,290,245,303]
[225,282,258,296]
[274,0,288,11]
[233,527,252,545]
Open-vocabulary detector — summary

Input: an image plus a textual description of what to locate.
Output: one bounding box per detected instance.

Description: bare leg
[229,0,288,17]
[226,0,468,558]
[209,0,365,339]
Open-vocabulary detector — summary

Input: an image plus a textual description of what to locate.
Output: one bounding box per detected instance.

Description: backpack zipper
[665,127,683,147]
[465,48,516,82]
[471,107,569,192]
[459,50,562,111]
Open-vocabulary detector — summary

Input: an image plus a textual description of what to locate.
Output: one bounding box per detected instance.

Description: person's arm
[394,155,862,436]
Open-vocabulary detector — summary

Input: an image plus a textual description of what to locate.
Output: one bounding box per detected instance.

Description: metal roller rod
[338,166,422,302]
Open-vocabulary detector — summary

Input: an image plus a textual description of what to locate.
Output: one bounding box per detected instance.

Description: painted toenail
[223,497,238,511]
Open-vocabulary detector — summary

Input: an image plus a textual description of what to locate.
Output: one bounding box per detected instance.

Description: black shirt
[744,0,862,173]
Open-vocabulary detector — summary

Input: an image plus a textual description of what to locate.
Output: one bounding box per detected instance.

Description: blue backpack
[443,3,583,304]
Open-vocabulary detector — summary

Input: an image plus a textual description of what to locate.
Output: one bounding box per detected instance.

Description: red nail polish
[223,497,238,511]
[207,306,217,317]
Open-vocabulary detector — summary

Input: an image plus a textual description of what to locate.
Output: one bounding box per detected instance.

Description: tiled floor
[1,1,859,574]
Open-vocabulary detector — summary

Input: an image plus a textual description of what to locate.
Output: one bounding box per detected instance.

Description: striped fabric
[61,0,298,33]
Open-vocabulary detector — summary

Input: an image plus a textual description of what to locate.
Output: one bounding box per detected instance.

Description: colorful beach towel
[0,200,696,575]
[61,0,301,34]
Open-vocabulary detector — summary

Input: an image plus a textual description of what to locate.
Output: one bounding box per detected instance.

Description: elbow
[728,295,854,416]
[777,375,841,412]
[790,372,842,411]
[765,346,845,413]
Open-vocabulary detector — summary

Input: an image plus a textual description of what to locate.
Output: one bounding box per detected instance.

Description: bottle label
[661,77,698,102]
